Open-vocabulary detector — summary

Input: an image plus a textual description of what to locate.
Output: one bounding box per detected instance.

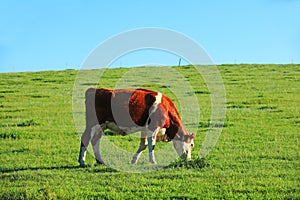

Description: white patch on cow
[147,127,160,146]
[148,92,162,116]
[156,128,167,142]
[155,92,162,104]
[183,140,193,160]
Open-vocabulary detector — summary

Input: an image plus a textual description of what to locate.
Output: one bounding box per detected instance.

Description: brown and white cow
[78,88,196,166]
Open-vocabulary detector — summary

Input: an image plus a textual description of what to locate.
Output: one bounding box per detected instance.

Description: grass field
[0,64,299,199]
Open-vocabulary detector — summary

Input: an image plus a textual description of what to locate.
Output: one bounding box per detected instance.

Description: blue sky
[0,0,299,72]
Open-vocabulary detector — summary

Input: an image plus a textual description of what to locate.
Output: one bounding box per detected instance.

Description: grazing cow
[78,88,196,166]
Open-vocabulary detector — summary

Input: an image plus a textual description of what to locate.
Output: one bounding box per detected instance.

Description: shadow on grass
[164,157,210,169]
[0,164,119,173]
[0,165,82,173]
[1,158,209,173]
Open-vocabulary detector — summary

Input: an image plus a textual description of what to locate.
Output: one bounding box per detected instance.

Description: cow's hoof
[79,163,86,168]
[131,157,139,164]
[95,160,105,165]
[131,160,139,164]
[150,160,157,164]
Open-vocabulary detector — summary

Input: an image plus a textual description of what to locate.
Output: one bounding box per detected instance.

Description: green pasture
[0,64,299,199]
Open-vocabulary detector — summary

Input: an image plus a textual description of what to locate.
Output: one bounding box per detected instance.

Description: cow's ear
[184,133,196,143]
[191,133,196,139]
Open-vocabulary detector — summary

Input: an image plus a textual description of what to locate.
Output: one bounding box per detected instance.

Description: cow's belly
[100,121,168,142]
[101,121,143,135]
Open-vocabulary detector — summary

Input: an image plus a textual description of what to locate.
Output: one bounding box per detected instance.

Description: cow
[78,88,196,166]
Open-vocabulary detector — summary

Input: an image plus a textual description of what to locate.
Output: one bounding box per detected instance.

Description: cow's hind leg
[78,127,92,167]
[91,124,105,165]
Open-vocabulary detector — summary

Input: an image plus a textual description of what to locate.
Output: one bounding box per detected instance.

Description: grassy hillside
[0,64,299,199]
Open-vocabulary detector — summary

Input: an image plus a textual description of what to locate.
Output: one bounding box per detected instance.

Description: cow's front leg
[148,127,160,164]
[131,137,148,164]
[91,124,104,164]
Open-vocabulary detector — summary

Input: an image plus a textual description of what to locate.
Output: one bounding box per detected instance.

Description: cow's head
[173,133,196,160]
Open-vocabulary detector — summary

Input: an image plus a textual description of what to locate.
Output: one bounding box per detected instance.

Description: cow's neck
[176,124,190,141]
[167,122,189,141]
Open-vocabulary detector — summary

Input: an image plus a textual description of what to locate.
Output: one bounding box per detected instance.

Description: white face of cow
[173,137,195,160]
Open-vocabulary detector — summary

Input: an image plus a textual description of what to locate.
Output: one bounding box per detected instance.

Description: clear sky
[1,0,299,72]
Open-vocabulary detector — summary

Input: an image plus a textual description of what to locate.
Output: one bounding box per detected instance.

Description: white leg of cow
[91,124,104,164]
[148,127,160,164]
[131,137,148,164]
